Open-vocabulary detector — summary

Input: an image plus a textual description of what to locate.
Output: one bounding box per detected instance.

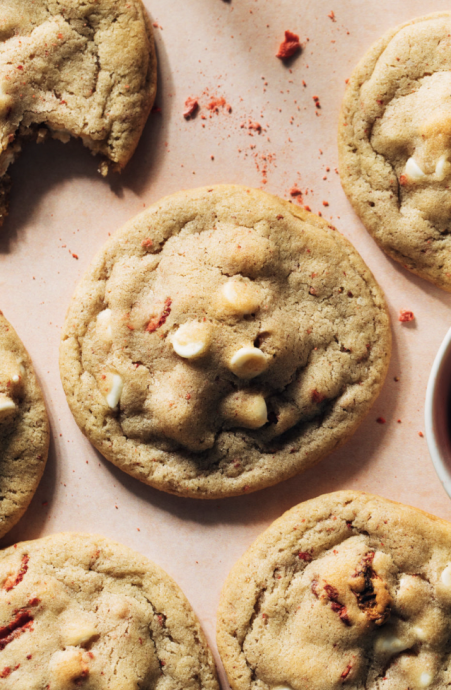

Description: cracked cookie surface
[60,185,391,498]
[0,311,48,538]
[0,0,156,225]
[0,532,219,690]
[339,12,451,291]
[217,491,451,690]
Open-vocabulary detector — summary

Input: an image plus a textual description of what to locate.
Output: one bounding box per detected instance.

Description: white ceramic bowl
[425,327,451,497]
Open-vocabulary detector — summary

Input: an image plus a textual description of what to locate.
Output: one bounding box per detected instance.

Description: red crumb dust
[399,309,415,323]
[207,96,227,112]
[141,238,153,249]
[248,121,262,133]
[376,417,386,424]
[276,31,301,60]
[298,552,312,562]
[419,431,424,438]
[328,11,336,21]
[183,97,199,120]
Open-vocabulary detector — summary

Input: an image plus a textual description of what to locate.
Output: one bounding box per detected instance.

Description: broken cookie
[0,0,157,225]
[60,185,391,498]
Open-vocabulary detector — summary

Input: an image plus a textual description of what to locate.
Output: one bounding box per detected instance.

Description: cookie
[60,185,391,498]
[339,12,451,291]
[217,490,451,690]
[0,532,219,690]
[0,311,48,538]
[0,0,157,225]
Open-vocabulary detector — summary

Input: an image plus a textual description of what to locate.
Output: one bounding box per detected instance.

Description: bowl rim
[425,325,451,498]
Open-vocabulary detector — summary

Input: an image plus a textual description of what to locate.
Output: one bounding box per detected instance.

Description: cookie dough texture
[339,12,451,291]
[0,311,48,538]
[217,491,451,690]
[0,533,219,690]
[0,0,156,225]
[60,185,391,498]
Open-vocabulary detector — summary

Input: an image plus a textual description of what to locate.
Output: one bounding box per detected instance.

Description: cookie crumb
[276,31,301,60]
[398,309,415,323]
[183,97,199,119]
[376,417,386,424]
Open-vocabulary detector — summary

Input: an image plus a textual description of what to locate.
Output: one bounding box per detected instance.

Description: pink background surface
[1,0,451,684]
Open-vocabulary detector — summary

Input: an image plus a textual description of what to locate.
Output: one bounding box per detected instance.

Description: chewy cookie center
[86,224,296,451]
[79,216,382,454]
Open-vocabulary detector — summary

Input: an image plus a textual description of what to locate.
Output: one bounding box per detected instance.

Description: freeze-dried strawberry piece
[276,31,301,59]
[146,298,172,333]
[183,97,199,119]
[398,309,415,322]
[3,554,29,591]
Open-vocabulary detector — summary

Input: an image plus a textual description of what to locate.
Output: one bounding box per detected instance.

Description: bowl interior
[427,328,451,495]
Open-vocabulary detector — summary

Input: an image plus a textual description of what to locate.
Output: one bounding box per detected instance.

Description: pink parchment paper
[1,0,451,685]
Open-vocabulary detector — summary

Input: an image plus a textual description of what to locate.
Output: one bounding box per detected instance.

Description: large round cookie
[0,0,157,225]
[339,12,451,291]
[217,491,451,690]
[0,311,48,537]
[0,532,219,690]
[60,185,391,498]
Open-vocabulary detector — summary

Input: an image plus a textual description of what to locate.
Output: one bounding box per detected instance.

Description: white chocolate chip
[104,373,123,409]
[171,321,210,359]
[405,157,426,181]
[0,394,16,418]
[221,392,268,429]
[49,649,87,685]
[62,621,98,647]
[11,374,19,383]
[229,347,268,379]
[220,280,261,315]
[441,564,451,587]
[435,154,448,181]
[375,632,410,655]
[419,672,433,688]
[96,308,113,341]
[414,626,427,641]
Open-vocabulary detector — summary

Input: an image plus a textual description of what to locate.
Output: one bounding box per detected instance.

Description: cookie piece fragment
[0,0,157,225]
[217,491,451,690]
[0,533,219,690]
[60,185,391,498]
[0,311,48,538]
[339,12,451,290]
